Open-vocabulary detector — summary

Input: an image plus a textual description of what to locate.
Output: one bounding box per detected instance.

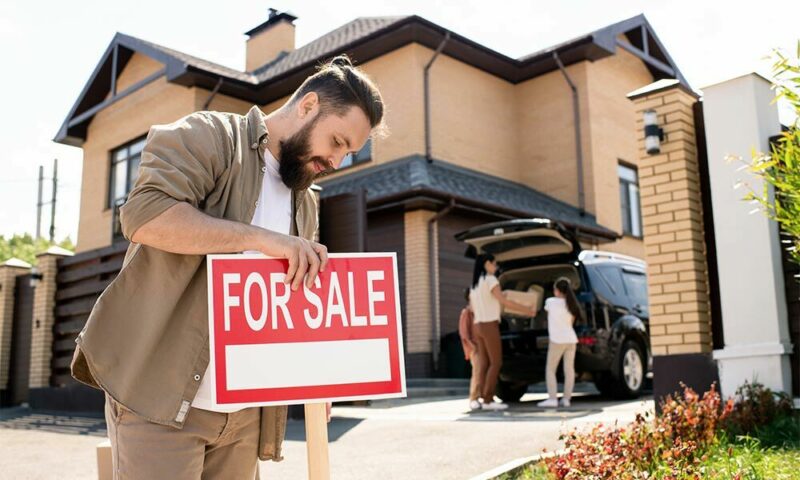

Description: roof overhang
[55,14,687,146]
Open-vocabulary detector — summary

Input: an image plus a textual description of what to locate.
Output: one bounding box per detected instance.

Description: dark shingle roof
[317,156,617,239]
[252,16,409,80]
[117,33,257,83]
[57,13,686,147]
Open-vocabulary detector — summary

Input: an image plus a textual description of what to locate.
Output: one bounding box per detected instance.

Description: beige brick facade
[403,210,436,354]
[28,251,71,388]
[629,84,713,356]
[76,39,655,261]
[0,261,31,389]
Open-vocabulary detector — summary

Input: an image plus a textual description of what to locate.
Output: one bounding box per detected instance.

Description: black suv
[455,218,652,401]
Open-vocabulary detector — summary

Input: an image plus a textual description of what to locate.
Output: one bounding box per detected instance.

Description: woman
[458,288,483,411]
[470,253,537,410]
[537,277,582,408]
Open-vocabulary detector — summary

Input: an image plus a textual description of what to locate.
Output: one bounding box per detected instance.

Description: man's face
[278,102,372,190]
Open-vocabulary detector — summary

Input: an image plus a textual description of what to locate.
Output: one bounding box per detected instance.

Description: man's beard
[277,113,332,191]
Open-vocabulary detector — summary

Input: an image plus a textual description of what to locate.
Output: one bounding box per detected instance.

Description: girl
[470,253,537,410]
[458,288,483,411]
[537,277,582,408]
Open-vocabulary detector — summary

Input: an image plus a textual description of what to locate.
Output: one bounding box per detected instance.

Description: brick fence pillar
[404,209,436,377]
[0,259,32,395]
[628,79,720,403]
[29,247,73,388]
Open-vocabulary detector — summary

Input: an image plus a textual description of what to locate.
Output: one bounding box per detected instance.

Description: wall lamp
[30,266,43,288]
[643,109,664,155]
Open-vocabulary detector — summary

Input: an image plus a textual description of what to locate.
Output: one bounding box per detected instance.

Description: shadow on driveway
[0,407,107,437]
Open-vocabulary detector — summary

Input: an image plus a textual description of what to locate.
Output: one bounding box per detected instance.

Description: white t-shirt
[544,297,578,344]
[470,274,502,323]
[192,147,292,412]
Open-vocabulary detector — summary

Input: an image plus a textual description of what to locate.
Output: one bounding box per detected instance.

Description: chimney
[245,8,297,72]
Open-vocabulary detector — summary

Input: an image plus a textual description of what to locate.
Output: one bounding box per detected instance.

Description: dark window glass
[109,137,146,208]
[339,138,372,169]
[109,137,146,241]
[586,265,614,301]
[588,264,630,308]
[619,163,642,237]
[622,270,648,307]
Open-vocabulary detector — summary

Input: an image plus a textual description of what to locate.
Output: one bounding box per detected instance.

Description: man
[71,55,385,479]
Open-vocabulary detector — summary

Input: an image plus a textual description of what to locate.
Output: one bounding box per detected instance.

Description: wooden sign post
[305,403,330,480]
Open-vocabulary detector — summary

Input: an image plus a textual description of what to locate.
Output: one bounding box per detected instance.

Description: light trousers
[545,342,576,400]
[105,394,261,479]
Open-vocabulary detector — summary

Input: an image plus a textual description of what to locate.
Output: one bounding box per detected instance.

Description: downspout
[552,51,586,216]
[202,77,224,111]
[430,198,456,373]
[424,32,451,163]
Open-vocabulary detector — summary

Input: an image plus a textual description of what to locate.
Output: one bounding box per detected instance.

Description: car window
[622,270,648,307]
[586,264,627,307]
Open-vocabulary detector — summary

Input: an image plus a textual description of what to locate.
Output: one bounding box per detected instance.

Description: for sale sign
[206,253,406,408]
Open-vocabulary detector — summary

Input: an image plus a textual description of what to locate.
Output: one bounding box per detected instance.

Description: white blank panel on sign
[225,339,392,390]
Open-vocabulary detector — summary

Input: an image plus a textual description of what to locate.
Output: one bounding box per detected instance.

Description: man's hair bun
[328,55,354,68]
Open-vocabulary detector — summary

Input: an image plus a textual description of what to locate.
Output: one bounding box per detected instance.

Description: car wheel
[593,372,614,397]
[613,340,645,398]
[496,380,528,403]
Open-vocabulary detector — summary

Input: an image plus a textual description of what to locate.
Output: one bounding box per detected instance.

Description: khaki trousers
[105,394,261,480]
[545,342,576,401]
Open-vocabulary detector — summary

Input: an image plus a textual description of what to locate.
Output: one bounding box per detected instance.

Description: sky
[0,0,797,245]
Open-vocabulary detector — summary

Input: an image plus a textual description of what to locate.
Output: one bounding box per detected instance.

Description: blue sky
[0,0,796,243]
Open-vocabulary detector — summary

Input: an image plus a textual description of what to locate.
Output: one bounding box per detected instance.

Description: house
[54,10,687,377]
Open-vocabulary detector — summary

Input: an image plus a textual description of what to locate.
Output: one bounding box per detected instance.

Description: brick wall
[0,262,31,389]
[28,250,72,388]
[629,83,713,356]
[403,209,435,355]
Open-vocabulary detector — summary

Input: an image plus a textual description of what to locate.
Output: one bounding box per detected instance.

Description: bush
[541,381,797,479]
[743,44,800,265]
[544,383,734,479]
[722,380,794,438]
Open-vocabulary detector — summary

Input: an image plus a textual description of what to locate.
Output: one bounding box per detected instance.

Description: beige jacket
[71,105,319,462]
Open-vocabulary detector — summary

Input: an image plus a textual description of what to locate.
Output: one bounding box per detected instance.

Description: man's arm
[132,202,328,291]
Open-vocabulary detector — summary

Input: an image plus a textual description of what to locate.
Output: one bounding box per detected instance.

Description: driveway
[0,385,654,479]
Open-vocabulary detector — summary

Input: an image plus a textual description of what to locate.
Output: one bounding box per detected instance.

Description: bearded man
[71,55,385,479]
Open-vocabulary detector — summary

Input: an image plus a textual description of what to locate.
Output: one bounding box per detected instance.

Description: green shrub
[722,380,794,439]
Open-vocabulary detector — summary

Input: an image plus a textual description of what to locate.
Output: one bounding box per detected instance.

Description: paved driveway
[264,391,653,479]
[0,387,653,479]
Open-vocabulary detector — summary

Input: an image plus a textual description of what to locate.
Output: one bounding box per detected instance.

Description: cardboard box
[503,287,543,316]
[97,439,111,480]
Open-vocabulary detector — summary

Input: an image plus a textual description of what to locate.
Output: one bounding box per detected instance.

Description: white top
[192,147,292,412]
[544,297,578,344]
[470,274,501,323]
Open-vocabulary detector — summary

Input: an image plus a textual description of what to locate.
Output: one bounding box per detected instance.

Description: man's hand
[326,402,332,423]
[128,203,329,290]
[254,230,329,291]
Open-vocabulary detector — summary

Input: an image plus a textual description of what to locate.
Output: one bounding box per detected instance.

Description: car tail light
[578,336,597,346]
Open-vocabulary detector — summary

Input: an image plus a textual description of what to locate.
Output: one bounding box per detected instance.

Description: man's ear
[297,92,319,119]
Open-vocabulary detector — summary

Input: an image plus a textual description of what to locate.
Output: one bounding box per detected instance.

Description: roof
[55,13,686,146]
[245,10,298,37]
[316,156,619,241]
[627,78,698,100]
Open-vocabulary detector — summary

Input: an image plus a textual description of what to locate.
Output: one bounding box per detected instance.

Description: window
[621,269,648,307]
[109,137,145,241]
[587,264,628,307]
[339,138,372,169]
[619,162,642,237]
[109,137,146,209]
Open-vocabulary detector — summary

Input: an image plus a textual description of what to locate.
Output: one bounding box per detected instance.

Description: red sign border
[206,252,406,408]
